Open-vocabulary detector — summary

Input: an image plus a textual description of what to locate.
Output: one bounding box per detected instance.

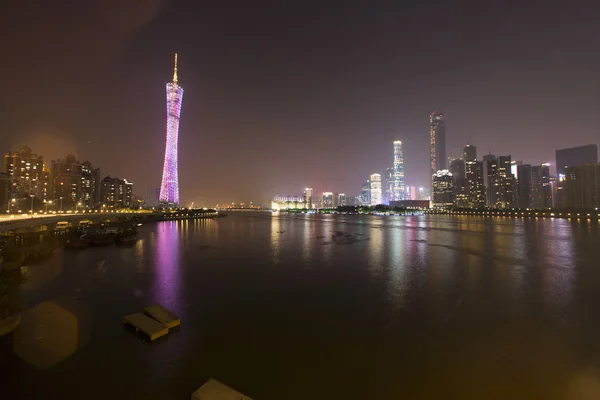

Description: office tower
[429,112,447,180]
[516,164,532,209]
[304,187,313,208]
[337,193,346,207]
[482,153,496,206]
[100,176,133,209]
[359,180,371,206]
[159,53,184,207]
[432,170,455,207]
[392,140,405,201]
[370,173,382,205]
[555,144,598,207]
[463,144,476,162]
[486,155,514,208]
[511,161,521,180]
[384,168,394,204]
[564,163,600,209]
[449,158,468,207]
[531,164,552,209]
[322,192,334,208]
[3,145,47,201]
[466,160,486,208]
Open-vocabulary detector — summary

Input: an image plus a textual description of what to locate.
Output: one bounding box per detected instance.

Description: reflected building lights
[152,221,182,312]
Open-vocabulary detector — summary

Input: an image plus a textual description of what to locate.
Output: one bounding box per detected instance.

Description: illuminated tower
[159,53,184,206]
[392,140,405,201]
[429,111,446,180]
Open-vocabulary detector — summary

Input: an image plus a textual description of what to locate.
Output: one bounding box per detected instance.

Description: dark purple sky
[1,0,599,206]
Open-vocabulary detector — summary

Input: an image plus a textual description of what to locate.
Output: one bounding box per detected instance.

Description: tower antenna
[173,52,178,84]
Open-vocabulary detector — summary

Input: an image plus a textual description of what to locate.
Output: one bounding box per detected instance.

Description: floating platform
[144,304,180,329]
[124,313,168,341]
[191,378,253,400]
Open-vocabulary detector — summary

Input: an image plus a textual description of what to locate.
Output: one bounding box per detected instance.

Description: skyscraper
[565,163,600,209]
[531,164,551,209]
[322,192,334,208]
[463,144,476,162]
[429,111,446,180]
[159,53,184,207]
[449,158,467,207]
[432,170,455,207]
[516,164,532,209]
[370,173,382,205]
[392,140,405,201]
[466,160,486,208]
[384,168,393,204]
[304,187,313,208]
[555,144,598,207]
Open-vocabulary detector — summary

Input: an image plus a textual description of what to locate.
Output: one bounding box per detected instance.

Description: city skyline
[1,2,600,205]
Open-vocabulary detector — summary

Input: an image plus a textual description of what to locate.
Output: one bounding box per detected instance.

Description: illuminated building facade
[337,193,346,207]
[81,161,101,208]
[384,168,393,204]
[429,111,446,184]
[0,173,10,212]
[304,187,313,208]
[159,53,184,207]
[271,195,307,210]
[555,145,598,207]
[100,176,133,209]
[531,164,551,209]
[432,170,455,207]
[449,157,468,207]
[322,192,334,208]
[392,140,405,201]
[516,164,532,209]
[466,160,486,208]
[3,145,48,201]
[359,180,371,206]
[486,155,515,208]
[370,173,382,205]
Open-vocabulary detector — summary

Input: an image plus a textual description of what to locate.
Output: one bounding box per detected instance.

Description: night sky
[1,1,599,206]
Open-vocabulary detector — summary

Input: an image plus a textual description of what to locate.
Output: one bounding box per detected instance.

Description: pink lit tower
[159,53,183,207]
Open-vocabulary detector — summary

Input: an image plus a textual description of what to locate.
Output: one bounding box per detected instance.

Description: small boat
[65,235,91,249]
[115,227,139,245]
[90,235,114,246]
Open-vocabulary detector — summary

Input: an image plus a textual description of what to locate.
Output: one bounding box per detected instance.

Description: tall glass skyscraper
[159,53,184,206]
[392,140,405,201]
[370,173,382,205]
[429,111,446,179]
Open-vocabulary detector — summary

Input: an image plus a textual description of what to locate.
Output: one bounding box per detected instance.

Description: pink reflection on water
[151,221,182,312]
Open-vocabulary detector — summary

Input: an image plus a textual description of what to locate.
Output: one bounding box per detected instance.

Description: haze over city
[1,1,599,205]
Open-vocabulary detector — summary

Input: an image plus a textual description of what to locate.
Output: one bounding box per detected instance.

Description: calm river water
[2,213,600,399]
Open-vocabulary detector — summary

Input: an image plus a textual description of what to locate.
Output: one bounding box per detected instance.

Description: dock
[191,378,253,400]
[124,313,168,341]
[144,304,180,329]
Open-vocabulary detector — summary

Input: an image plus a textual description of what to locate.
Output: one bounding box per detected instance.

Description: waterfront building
[482,153,496,206]
[564,163,600,209]
[358,180,371,206]
[272,195,306,210]
[322,192,334,208]
[159,53,184,207]
[370,174,383,205]
[0,172,9,212]
[418,187,430,201]
[81,161,101,208]
[392,140,405,201]
[384,168,393,204]
[466,160,486,208]
[531,164,552,209]
[516,164,532,209]
[449,157,468,207]
[3,145,48,202]
[406,186,417,201]
[389,200,430,210]
[432,170,455,207]
[304,187,313,208]
[100,176,133,209]
[486,155,515,208]
[555,145,598,207]
[429,111,447,183]
[337,193,346,207]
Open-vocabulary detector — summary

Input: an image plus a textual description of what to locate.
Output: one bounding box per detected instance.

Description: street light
[30,194,35,214]
[45,200,53,213]
[59,197,63,213]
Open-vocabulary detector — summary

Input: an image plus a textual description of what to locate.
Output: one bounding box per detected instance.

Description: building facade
[564,163,600,209]
[429,112,447,181]
[304,187,313,208]
[432,170,455,207]
[555,145,598,207]
[159,53,184,207]
[100,176,133,209]
[3,145,48,202]
[466,160,486,208]
[516,164,532,209]
[449,157,468,207]
[486,155,515,208]
[384,168,394,205]
[531,164,551,209]
[392,140,405,201]
[370,173,382,205]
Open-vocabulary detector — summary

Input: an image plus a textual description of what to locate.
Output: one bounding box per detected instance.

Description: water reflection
[270,213,281,266]
[367,219,384,281]
[152,221,182,312]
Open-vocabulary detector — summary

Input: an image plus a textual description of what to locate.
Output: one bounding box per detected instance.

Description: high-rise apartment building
[555,145,598,207]
[337,193,346,207]
[531,164,551,209]
[370,173,382,205]
[159,53,184,207]
[3,145,48,201]
[486,155,515,208]
[429,111,446,183]
[81,161,101,208]
[432,170,455,207]
[100,176,133,209]
[0,173,10,212]
[322,192,334,208]
[516,164,532,209]
[51,155,83,211]
[564,163,600,209]
[384,168,394,204]
[392,140,405,201]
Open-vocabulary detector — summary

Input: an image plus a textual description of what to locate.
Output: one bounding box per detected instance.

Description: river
[2,212,600,399]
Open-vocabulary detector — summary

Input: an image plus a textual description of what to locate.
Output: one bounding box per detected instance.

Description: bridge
[0,209,219,233]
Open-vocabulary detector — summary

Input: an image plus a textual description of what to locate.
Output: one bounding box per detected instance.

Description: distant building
[531,164,551,209]
[516,164,532,209]
[272,195,306,210]
[370,173,382,205]
[449,158,468,207]
[100,176,133,209]
[429,112,447,183]
[0,172,10,212]
[482,153,496,206]
[463,144,476,162]
[51,155,83,211]
[555,145,598,207]
[406,186,417,201]
[337,193,346,207]
[304,187,313,208]
[358,180,371,206]
[418,187,430,201]
[392,140,405,201]
[466,160,486,208]
[80,161,101,208]
[322,192,334,208]
[389,200,430,209]
[145,188,160,208]
[384,168,394,204]
[486,155,515,208]
[432,170,455,207]
[564,163,600,209]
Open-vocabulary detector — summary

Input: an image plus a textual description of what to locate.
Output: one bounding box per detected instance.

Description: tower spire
[173,52,178,84]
